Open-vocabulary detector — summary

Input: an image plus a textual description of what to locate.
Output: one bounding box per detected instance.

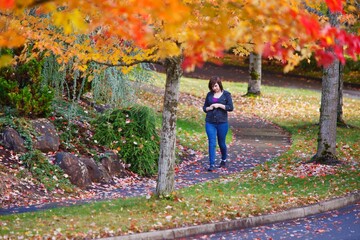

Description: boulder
[55,152,92,189]
[1,127,26,153]
[80,157,112,183]
[31,118,60,153]
[100,151,130,178]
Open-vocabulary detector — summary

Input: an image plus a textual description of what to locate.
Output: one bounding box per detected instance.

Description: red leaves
[314,50,335,67]
[0,0,14,9]
[325,0,343,13]
[263,9,360,69]
[262,40,292,64]
[182,54,205,72]
[299,13,321,39]
[316,27,360,67]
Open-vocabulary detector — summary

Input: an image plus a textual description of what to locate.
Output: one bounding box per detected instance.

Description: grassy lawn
[1,75,359,239]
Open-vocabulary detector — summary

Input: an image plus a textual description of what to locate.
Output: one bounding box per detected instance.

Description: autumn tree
[302,1,360,164]
[1,0,360,196]
[336,3,359,125]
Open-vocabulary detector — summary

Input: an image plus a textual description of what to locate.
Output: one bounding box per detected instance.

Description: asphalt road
[188,203,360,240]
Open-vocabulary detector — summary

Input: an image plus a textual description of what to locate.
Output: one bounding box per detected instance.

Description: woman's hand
[211,103,225,109]
[206,106,214,111]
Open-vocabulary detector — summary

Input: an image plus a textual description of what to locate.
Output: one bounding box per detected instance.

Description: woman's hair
[208,76,224,92]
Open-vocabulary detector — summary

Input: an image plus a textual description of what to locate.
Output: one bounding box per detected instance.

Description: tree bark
[155,56,183,197]
[311,57,340,165]
[337,62,345,125]
[246,52,262,96]
[310,10,341,165]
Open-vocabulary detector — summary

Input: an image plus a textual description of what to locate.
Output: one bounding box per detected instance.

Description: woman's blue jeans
[205,122,228,166]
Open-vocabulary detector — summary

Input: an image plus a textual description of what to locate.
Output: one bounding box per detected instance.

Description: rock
[31,118,60,153]
[55,152,92,189]
[1,127,26,153]
[100,151,130,178]
[80,157,112,183]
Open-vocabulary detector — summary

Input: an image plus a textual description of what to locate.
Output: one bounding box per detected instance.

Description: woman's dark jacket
[202,90,234,123]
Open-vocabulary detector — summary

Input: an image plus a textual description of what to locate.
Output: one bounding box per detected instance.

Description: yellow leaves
[78,64,88,72]
[157,40,181,59]
[346,4,358,13]
[325,36,334,45]
[284,53,302,73]
[158,0,190,24]
[264,24,284,35]
[52,8,88,34]
[0,54,13,67]
[233,44,253,57]
[283,48,313,72]
[15,0,33,9]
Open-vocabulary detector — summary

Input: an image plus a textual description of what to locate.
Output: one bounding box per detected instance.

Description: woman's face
[212,83,221,93]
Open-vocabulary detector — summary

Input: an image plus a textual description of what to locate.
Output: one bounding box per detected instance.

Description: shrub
[0,77,17,106]
[8,85,54,117]
[0,59,54,118]
[93,105,160,176]
[20,150,74,192]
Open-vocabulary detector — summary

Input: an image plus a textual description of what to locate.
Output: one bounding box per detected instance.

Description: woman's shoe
[208,165,215,171]
[218,160,226,168]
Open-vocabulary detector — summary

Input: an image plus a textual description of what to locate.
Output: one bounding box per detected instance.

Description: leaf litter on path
[0,111,294,214]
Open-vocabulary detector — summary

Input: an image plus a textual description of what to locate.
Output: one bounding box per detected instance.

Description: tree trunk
[310,10,341,165]
[310,57,340,165]
[337,62,346,125]
[246,52,262,96]
[155,56,183,197]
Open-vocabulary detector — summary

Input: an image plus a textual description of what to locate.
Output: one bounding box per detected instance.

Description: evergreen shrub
[0,59,54,118]
[93,105,159,176]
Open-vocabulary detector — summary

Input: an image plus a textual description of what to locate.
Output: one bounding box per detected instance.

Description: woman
[202,76,234,171]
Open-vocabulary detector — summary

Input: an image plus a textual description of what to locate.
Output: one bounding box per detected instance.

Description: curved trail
[0,113,291,215]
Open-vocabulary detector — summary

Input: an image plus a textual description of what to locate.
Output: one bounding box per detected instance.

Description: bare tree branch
[29,0,54,7]
[91,58,162,67]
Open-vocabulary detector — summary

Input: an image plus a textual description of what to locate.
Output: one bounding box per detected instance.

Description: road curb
[102,192,360,240]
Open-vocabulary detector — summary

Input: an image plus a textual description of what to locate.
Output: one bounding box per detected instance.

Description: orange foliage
[0,0,359,71]
[0,0,15,9]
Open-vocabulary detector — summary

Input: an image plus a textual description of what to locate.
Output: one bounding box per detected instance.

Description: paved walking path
[0,113,291,215]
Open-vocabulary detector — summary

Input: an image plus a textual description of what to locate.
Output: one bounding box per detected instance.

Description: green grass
[1,75,359,239]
